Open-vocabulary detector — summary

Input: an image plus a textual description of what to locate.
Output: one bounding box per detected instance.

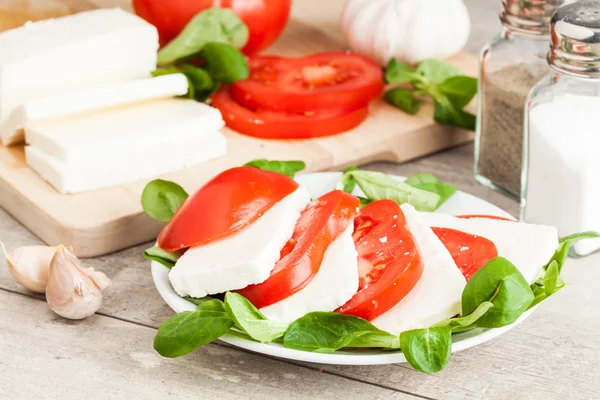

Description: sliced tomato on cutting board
[157,166,298,251]
[229,52,384,112]
[238,190,359,309]
[432,227,498,280]
[336,200,424,321]
[211,88,369,139]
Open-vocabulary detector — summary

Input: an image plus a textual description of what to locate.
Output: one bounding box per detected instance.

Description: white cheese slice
[25,131,226,193]
[260,225,359,323]
[420,213,559,284]
[25,98,224,162]
[0,9,158,125]
[371,204,467,335]
[0,74,189,146]
[168,186,312,298]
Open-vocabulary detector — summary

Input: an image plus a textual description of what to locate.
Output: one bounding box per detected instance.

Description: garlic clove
[46,245,112,320]
[1,242,57,293]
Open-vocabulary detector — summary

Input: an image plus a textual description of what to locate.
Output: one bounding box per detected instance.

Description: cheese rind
[168,186,312,298]
[0,74,189,146]
[0,8,158,124]
[371,204,467,335]
[260,225,359,323]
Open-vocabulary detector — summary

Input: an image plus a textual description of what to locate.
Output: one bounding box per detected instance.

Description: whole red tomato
[132,0,292,54]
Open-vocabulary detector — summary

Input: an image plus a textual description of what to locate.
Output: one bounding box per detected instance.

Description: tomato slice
[458,215,516,221]
[229,52,384,112]
[157,167,298,251]
[432,227,499,280]
[211,88,368,139]
[238,190,359,309]
[336,200,424,321]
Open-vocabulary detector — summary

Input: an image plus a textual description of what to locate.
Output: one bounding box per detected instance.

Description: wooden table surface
[1,1,599,399]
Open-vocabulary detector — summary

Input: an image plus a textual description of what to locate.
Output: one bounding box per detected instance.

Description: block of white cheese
[168,186,312,298]
[0,74,189,146]
[24,99,227,193]
[420,213,559,284]
[371,204,467,335]
[260,225,359,323]
[0,8,158,125]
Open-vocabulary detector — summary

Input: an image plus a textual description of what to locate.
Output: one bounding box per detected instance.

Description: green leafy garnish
[405,173,457,208]
[559,231,600,244]
[433,301,494,332]
[400,327,452,373]
[335,166,360,193]
[143,246,183,269]
[244,159,306,178]
[384,59,477,130]
[141,179,189,222]
[200,42,249,84]
[224,292,288,343]
[157,8,249,65]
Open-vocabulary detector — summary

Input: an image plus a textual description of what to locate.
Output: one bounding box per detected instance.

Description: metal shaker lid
[548,0,600,78]
[501,0,575,34]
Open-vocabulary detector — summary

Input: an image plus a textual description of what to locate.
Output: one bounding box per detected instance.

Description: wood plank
[0,290,417,399]
[0,0,476,257]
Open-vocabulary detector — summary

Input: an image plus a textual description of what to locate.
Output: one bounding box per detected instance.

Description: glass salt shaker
[522,0,600,256]
[474,0,573,199]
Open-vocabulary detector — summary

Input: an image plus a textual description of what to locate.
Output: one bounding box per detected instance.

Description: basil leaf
[154,302,234,358]
[417,59,462,85]
[384,88,420,115]
[157,8,249,65]
[359,197,373,207]
[244,159,306,178]
[143,246,183,269]
[224,292,288,343]
[462,257,534,328]
[201,42,249,84]
[141,179,189,222]
[559,231,600,244]
[400,326,452,373]
[433,96,476,130]
[283,312,397,353]
[437,76,478,109]
[347,331,401,349]
[335,166,359,193]
[346,170,441,212]
[529,260,566,309]
[433,301,494,332]
[385,59,417,84]
[183,296,218,307]
[179,64,216,101]
[405,173,457,208]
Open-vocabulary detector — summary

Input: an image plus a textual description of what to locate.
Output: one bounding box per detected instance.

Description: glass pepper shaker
[474,0,573,199]
[522,0,600,256]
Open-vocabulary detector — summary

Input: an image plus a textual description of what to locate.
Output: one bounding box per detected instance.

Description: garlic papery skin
[1,242,57,293]
[341,0,471,65]
[46,245,112,320]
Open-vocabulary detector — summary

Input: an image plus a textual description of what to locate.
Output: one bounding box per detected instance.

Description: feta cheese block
[168,186,312,298]
[260,225,359,323]
[371,204,467,335]
[420,213,559,284]
[0,74,189,146]
[0,8,158,125]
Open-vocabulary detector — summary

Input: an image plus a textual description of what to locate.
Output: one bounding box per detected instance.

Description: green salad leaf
[416,59,463,85]
[244,159,306,178]
[335,166,359,193]
[141,179,189,222]
[224,292,288,343]
[405,173,457,208]
[385,59,417,84]
[152,64,215,101]
[559,231,600,244]
[384,88,420,115]
[157,8,249,65]
[400,327,452,373]
[433,301,494,332]
[143,246,183,269]
[200,42,249,84]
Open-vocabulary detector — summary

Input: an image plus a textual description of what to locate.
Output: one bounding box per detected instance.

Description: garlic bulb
[341,0,471,65]
[46,245,112,320]
[1,242,57,293]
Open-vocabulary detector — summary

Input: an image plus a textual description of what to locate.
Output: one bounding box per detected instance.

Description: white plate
[151,172,535,365]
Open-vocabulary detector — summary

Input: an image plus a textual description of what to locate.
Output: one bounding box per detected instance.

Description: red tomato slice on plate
[229,52,384,112]
[211,88,369,139]
[238,190,359,309]
[458,215,516,221]
[432,227,499,280]
[336,200,424,321]
[157,167,298,251]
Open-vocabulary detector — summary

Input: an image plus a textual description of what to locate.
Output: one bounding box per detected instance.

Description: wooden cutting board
[0,0,477,257]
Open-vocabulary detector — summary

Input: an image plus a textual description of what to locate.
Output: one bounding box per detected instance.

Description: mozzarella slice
[0,9,158,124]
[371,204,467,335]
[169,186,312,298]
[260,225,359,323]
[1,74,189,146]
[420,213,559,284]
